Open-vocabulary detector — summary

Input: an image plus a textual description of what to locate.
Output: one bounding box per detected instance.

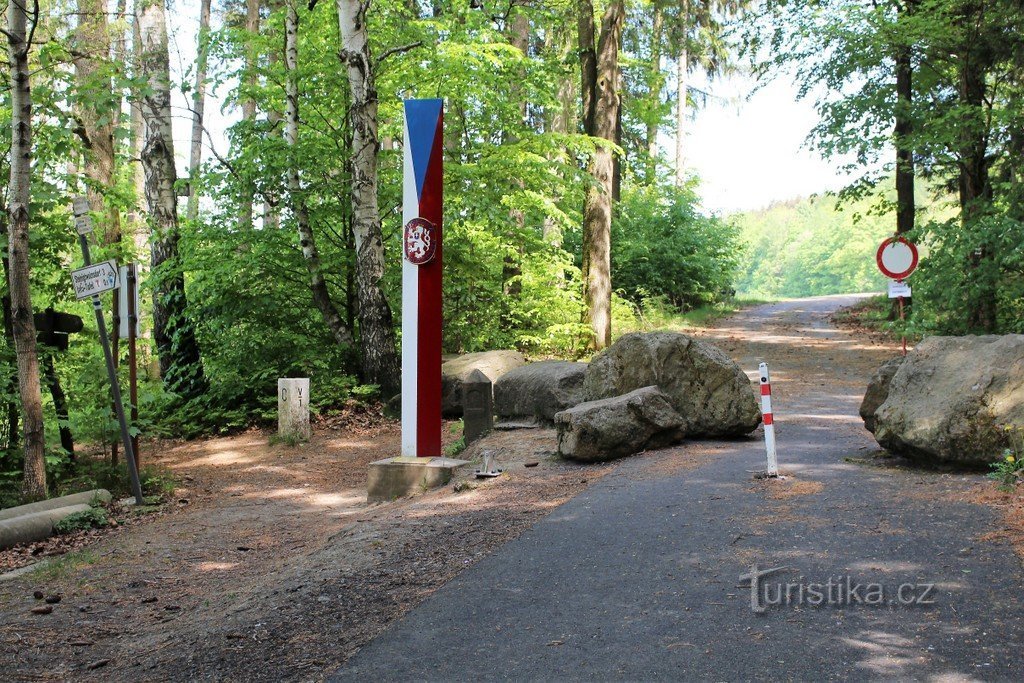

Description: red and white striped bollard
[759,362,779,477]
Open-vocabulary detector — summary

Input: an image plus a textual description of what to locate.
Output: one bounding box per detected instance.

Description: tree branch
[375,41,422,69]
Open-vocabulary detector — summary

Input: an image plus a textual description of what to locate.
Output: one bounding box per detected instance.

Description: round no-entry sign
[876,236,919,280]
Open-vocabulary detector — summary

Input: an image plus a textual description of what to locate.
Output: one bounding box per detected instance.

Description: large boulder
[494,361,588,424]
[859,356,906,433]
[441,351,527,417]
[583,332,760,437]
[554,386,684,462]
[872,335,1024,466]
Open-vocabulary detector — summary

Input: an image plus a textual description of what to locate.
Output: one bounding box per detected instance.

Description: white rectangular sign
[117,264,140,337]
[72,260,120,300]
[887,280,912,299]
[74,214,94,235]
[71,196,93,235]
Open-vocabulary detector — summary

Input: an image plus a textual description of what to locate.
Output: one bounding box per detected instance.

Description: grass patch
[444,437,467,459]
[269,431,308,447]
[54,507,110,534]
[27,549,99,582]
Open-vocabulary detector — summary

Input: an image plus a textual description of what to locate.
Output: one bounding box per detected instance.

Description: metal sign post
[877,237,919,357]
[71,199,144,504]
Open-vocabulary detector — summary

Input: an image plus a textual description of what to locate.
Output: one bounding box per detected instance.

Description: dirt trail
[0,414,604,680]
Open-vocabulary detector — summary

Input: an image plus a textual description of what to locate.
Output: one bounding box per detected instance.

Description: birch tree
[187,0,212,222]
[137,0,208,399]
[6,0,47,498]
[286,0,353,347]
[337,0,401,397]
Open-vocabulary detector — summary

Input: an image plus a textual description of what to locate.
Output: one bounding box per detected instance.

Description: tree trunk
[338,0,401,397]
[544,25,576,248]
[74,0,121,246]
[646,6,664,184]
[187,0,212,222]
[138,0,208,400]
[892,1,916,319]
[6,0,47,499]
[502,8,529,321]
[130,11,149,254]
[894,6,915,236]
[958,32,996,332]
[239,0,261,230]
[286,0,354,349]
[578,0,597,136]
[579,0,625,350]
[674,3,689,188]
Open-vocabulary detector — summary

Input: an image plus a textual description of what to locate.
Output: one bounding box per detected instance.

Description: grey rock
[872,335,1024,466]
[860,356,906,433]
[441,351,527,417]
[554,386,684,462]
[494,361,588,424]
[583,332,760,437]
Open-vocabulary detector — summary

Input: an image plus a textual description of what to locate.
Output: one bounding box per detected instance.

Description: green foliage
[54,507,110,534]
[734,195,888,299]
[612,182,742,310]
[444,437,467,459]
[912,214,1024,335]
[988,427,1024,492]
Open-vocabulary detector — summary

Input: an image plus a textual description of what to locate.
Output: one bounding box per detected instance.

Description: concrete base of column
[367,457,469,503]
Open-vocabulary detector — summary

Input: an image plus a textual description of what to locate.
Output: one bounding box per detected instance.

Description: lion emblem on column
[403,217,437,265]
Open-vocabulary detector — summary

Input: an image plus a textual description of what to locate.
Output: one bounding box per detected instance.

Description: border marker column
[401,98,444,459]
[759,362,779,478]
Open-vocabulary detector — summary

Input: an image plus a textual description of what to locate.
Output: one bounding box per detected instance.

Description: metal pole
[127,264,139,465]
[78,235,144,504]
[898,294,907,356]
[111,288,119,465]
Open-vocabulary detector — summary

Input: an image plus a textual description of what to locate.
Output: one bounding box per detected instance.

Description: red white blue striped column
[401,99,444,458]
[758,362,779,477]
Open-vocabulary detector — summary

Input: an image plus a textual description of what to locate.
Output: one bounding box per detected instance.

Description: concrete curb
[0,489,111,522]
[0,504,92,550]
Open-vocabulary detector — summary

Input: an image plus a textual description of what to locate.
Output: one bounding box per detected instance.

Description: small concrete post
[278,378,311,441]
[462,369,493,445]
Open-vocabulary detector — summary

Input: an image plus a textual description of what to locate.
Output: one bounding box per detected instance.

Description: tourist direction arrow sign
[71,260,119,300]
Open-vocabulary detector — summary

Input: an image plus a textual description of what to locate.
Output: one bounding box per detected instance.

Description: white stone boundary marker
[759,362,779,477]
[278,378,311,441]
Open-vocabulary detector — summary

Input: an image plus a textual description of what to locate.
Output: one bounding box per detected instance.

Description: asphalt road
[332,295,1024,682]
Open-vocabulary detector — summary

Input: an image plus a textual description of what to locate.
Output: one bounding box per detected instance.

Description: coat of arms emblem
[403,217,437,265]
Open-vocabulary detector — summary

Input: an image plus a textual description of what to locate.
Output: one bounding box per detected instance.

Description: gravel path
[334,295,1024,682]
